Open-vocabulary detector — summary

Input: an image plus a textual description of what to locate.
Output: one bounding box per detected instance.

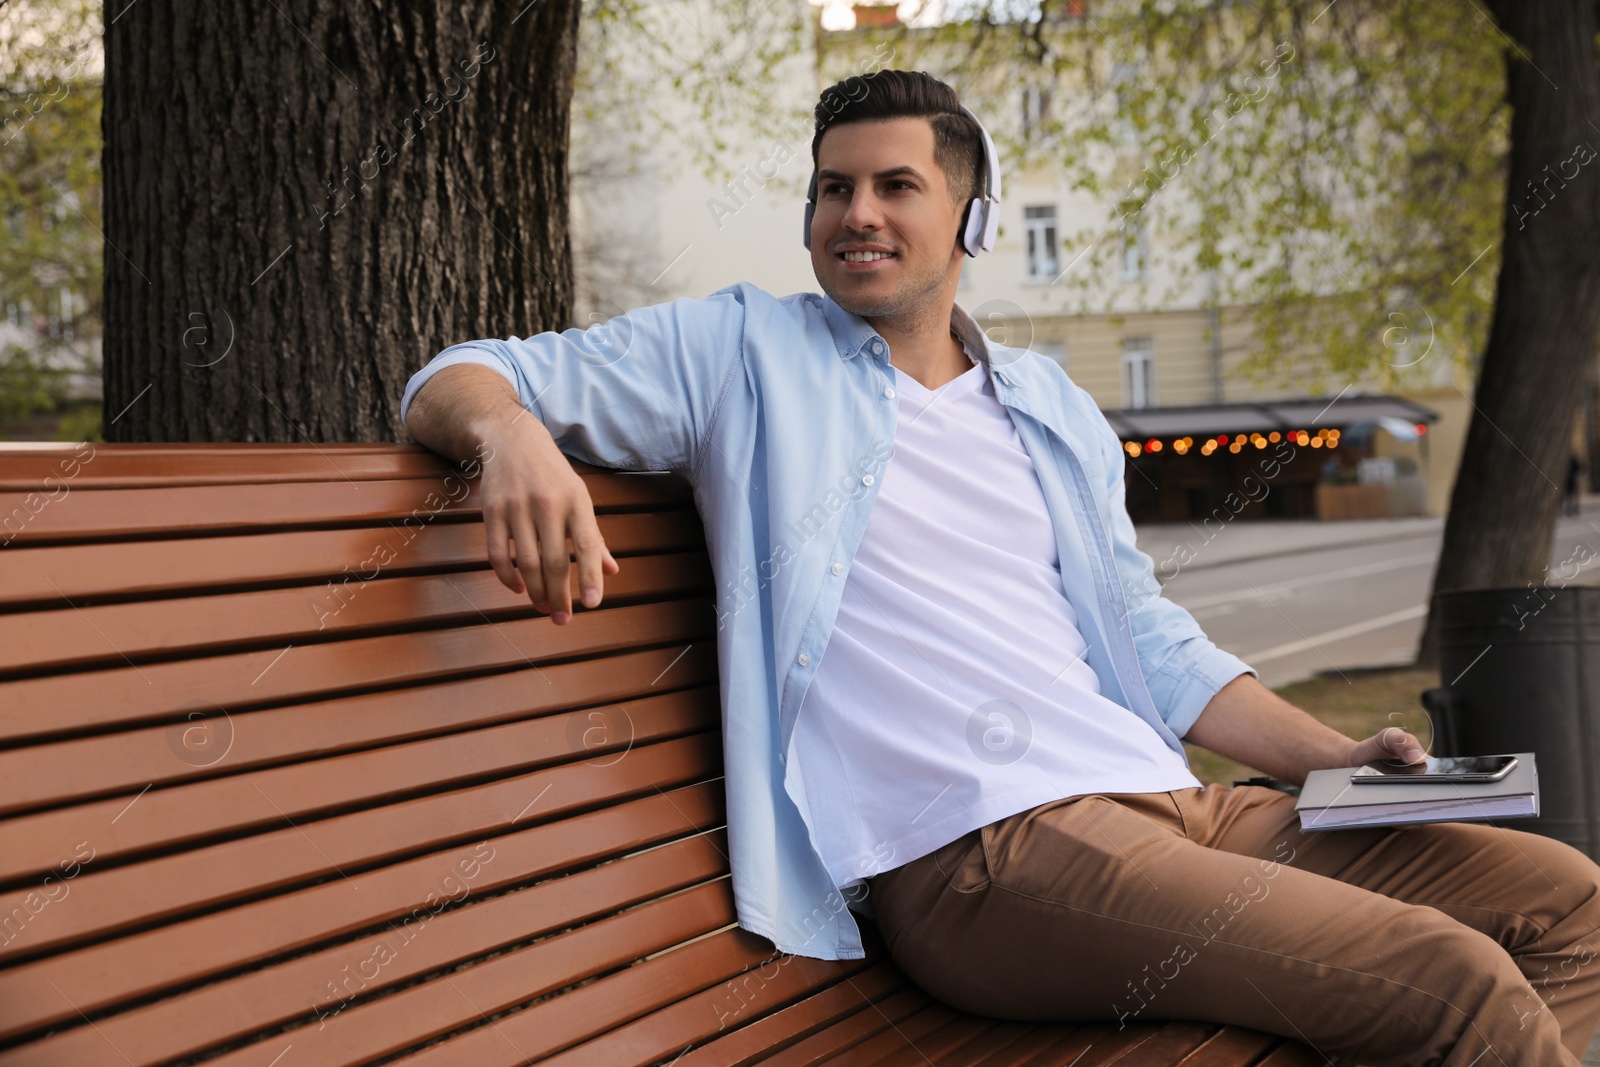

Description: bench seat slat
[347,926,771,1067]
[758,986,948,1067]
[851,1012,1015,1066]
[670,963,920,1067]
[1253,1045,1329,1066]
[522,941,893,1067]
[0,551,711,676]
[0,597,713,742]
[0,784,724,1041]
[0,687,717,877]
[0,830,732,1067]
[0,510,704,607]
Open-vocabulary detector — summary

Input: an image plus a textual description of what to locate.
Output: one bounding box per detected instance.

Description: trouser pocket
[932,825,992,894]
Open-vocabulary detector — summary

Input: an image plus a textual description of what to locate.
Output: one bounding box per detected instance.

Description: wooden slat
[0,441,682,494]
[815,1002,967,1065]
[0,782,724,1040]
[671,963,919,1067]
[0,687,717,880]
[524,943,889,1067]
[0,442,453,488]
[957,1025,1107,1067]
[1255,1043,1332,1065]
[854,1014,1016,1066]
[361,927,786,1067]
[0,732,721,963]
[0,596,714,742]
[998,1023,1139,1067]
[0,828,733,1067]
[0,468,689,545]
[760,986,947,1067]
[1170,1029,1283,1066]
[0,550,711,676]
[0,509,704,607]
[0,643,713,826]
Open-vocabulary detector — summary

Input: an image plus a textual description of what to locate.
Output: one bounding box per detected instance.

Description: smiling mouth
[839,250,896,263]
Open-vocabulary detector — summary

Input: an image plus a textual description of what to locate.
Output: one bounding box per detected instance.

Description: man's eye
[823,182,850,196]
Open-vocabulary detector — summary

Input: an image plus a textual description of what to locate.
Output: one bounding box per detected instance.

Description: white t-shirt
[788,349,1202,917]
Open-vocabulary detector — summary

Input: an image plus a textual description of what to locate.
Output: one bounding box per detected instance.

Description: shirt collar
[819,292,996,369]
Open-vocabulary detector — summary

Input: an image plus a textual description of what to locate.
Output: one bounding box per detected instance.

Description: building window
[1111,62,1140,145]
[1021,86,1052,138]
[958,256,973,289]
[1119,219,1148,280]
[1122,336,1155,408]
[1024,205,1059,281]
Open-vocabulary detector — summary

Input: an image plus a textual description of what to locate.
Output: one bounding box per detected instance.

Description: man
[401,70,1600,1065]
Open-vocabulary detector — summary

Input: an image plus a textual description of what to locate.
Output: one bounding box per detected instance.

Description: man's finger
[540,518,574,622]
[484,510,520,592]
[511,512,548,608]
[573,519,609,609]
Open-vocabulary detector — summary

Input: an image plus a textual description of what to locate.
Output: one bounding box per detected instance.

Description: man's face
[808,116,968,321]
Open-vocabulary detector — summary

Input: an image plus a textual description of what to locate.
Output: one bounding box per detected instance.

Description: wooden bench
[0,441,1324,1066]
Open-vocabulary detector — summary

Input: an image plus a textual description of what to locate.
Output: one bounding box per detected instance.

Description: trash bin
[1422,586,1600,862]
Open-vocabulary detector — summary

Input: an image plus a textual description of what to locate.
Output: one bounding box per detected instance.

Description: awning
[1100,393,1438,442]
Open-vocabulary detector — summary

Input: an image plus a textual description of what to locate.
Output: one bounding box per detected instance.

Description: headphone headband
[803,104,1003,257]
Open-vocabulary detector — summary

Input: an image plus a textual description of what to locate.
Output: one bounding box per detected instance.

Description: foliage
[0,0,103,439]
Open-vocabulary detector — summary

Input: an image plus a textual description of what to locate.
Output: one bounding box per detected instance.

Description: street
[1150,503,1600,690]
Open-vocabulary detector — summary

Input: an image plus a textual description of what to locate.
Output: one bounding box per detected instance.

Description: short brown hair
[811,70,984,206]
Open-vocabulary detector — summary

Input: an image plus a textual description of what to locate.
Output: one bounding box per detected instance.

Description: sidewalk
[1133,514,1443,575]
[1134,496,1600,576]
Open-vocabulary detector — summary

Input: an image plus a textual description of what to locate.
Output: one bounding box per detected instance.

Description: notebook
[1293,751,1539,831]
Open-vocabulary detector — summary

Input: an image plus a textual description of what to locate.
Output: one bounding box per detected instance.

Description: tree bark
[1414,0,1600,670]
[101,0,580,442]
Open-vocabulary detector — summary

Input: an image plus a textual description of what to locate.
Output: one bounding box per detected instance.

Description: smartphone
[1350,754,1518,784]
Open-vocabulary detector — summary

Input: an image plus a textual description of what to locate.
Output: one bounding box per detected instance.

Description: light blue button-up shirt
[399,282,1255,962]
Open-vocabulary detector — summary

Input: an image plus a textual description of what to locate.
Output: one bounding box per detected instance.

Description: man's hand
[479,415,620,625]
[1184,673,1430,788]
[1343,726,1429,770]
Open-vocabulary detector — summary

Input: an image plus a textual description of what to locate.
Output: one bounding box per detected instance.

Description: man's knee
[1356,918,1545,1057]
[1490,829,1600,949]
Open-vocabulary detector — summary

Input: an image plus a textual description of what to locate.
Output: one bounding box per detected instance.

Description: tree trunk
[101,0,579,442]
[1414,0,1600,671]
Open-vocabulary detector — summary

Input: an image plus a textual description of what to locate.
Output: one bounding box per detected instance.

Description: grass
[1183,666,1443,787]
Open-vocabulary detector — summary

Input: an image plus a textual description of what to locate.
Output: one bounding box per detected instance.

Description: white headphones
[803,104,1003,257]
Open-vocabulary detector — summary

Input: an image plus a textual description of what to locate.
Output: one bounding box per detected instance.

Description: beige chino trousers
[865,784,1600,1066]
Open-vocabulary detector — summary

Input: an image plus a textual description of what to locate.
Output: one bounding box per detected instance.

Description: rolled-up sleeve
[400,285,749,477]
[1079,389,1257,740]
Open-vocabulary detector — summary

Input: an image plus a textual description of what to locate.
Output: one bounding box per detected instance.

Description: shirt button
[883,386,895,399]
[870,340,884,354]
[797,652,811,666]
[862,474,875,486]
[831,562,843,575]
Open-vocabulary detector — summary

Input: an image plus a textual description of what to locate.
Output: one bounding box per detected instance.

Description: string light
[1119,426,1349,457]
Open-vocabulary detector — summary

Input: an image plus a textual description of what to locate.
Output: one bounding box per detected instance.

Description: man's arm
[404,362,620,627]
[398,288,748,623]
[1062,377,1430,784]
[1181,673,1428,788]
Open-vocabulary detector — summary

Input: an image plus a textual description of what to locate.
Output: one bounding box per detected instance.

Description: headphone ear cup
[979,201,1000,253]
[962,197,986,257]
[803,200,813,250]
